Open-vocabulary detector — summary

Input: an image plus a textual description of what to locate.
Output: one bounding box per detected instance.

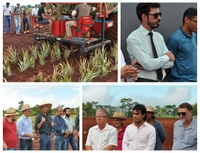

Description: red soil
[3,15,117,82]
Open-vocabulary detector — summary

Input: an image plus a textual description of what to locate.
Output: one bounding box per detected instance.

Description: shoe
[3,32,6,34]
[24,31,27,34]
[26,30,30,33]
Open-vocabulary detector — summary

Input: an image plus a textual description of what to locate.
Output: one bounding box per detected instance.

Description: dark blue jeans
[66,135,77,150]
[3,15,11,33]
[19,139,33,150]
[54,135,66,150]
[39,134,52,150]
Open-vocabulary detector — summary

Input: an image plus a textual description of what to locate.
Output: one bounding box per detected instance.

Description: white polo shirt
[3,6,12,16]
[85,123,118,150]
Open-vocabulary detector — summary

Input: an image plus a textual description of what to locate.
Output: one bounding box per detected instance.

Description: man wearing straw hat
[35,102,55,150]
[3,107,18,150]
[110,112,127,150]
[85,108,117,150]
[17,104,36,150]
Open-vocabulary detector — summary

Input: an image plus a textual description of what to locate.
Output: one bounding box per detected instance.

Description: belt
[136,77,166,82]
[20,138,32,141]
[40,133,51,135]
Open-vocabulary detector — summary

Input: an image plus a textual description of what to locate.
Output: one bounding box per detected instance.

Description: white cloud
[83,86,114,105]
[134,87,195,107]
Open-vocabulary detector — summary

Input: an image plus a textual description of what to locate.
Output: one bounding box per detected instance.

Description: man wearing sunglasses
[127,3,175,82]
[172,102,197,150]
[167,8,197,82]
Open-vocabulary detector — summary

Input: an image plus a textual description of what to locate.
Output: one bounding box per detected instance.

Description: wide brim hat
[110,112,126,120]
[38,102,52,110]
[146,106,155,113]
[21,104,31,112]
[4,107,18,117]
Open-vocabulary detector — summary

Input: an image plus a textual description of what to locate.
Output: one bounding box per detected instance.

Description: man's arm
[103,128,117,150]
[146,127,156,150]
[85,128,93,150]
[127,35,174,71]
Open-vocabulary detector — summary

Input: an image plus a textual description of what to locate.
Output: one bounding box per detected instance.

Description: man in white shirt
[31,4,39,17]
[122,104,156,150]
[127,3,175,82]
[3,2,12,33]
[85,108,117,150]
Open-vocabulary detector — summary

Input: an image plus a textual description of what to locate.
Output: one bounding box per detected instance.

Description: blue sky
[2,84,80,110]
[83,85,197,107]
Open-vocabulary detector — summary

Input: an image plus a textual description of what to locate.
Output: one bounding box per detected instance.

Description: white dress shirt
[31,7,39,16]
[85,123,118,150]
[127,25,173,81]
[122,122,156,150]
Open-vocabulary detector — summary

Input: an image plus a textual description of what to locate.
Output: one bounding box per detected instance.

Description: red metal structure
[33,3,117,52]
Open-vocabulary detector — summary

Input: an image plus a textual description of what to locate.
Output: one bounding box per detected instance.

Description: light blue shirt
[63,116,75,133]
[17,115,33,139]
[172,118,197,150]
[127,25,173,81]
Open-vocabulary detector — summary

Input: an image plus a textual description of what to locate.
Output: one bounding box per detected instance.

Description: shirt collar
[96,123,109,131]
[178,118,196,129]
[139,25,154,36]
[179,27,192,38]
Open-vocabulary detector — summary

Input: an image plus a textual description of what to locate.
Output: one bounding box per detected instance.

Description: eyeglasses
[96,116,106,118]
[178,112,186,116]
[148,12,162,19]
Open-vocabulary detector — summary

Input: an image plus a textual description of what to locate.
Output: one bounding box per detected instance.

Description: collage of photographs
[1,0,198,152]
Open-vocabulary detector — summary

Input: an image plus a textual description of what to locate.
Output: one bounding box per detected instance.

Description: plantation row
[3,42,118,82]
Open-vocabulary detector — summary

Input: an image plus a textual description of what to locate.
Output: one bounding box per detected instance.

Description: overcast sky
[2,84,80,110]
[83,85,197,107]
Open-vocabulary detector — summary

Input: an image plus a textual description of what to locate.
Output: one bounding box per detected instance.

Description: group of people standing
[121,3,197,82]
[3,102,79,150]
[3,2,39,34]
[85,102,197,150]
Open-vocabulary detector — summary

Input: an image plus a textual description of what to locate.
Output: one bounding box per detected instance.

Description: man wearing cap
[63,107,78,150]
[16,104,36,150]
[3,107,18,150]
[172,102,197,150]
[110,112,127,150]
[122,104,156,150]
[35,102,55,150]
[52,106,69,150]
[146,106,166,150]
[85,108,118,150]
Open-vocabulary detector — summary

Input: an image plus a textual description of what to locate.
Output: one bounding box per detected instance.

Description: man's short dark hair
[183,7,197,24]
[132,104,147,121]
[136,3,160,22]
[63,107,70,113]
[6,2,10,5]
[179,102,193,111]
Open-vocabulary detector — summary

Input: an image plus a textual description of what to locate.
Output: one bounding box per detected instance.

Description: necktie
[148,32,163,81]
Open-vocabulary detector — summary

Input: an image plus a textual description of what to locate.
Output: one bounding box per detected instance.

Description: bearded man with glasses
[172,102,197,150]
[126,3,175,82]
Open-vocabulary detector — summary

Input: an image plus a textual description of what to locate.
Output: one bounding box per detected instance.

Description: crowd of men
[3,102,79,150]
[85,102,197,150]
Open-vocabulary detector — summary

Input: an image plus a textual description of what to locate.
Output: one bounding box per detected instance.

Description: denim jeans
[19,139,33,150]
[23,17,30,31]
[14,15,21,34]
[3,15,11,33]
[39,134,52,150]
[5,148,17,150]
[66,134,77,150]
[54,135,66,150]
